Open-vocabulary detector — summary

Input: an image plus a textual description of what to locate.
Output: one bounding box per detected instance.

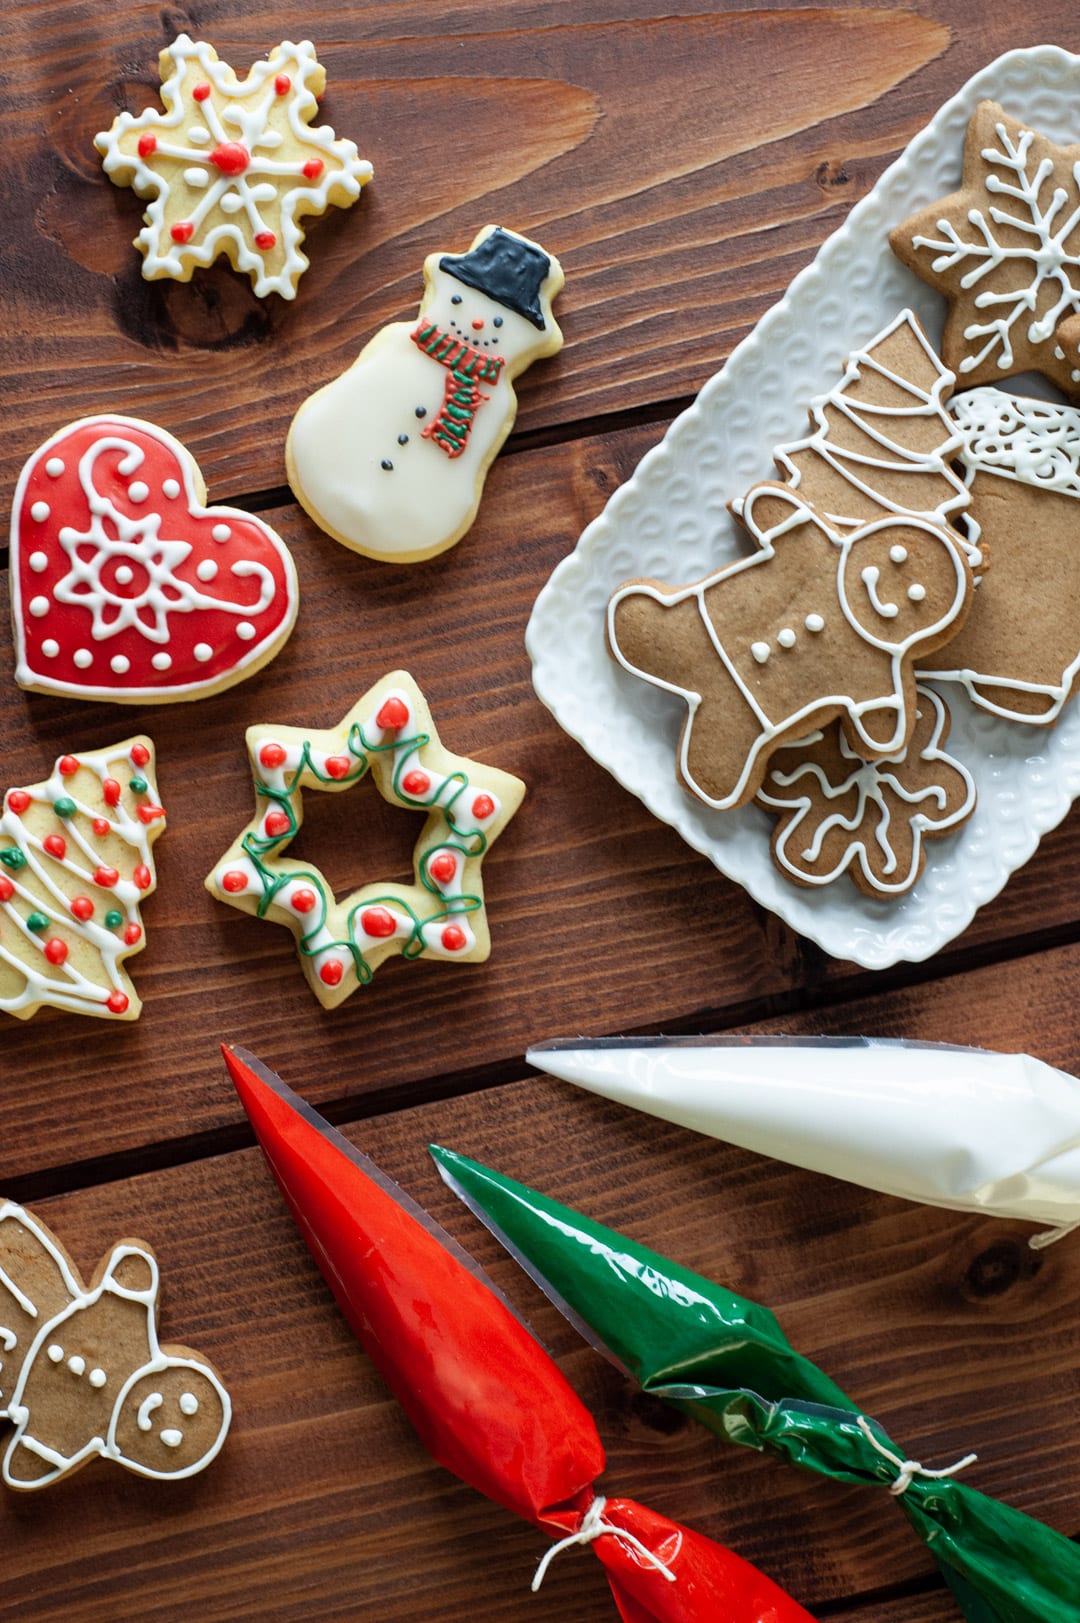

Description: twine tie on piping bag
[855,1417,977,1496]
[532,1495,678,1591]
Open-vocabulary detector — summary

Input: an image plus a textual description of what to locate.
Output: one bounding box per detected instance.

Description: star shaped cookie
[205,674,525,1007]
[95,35,372,298]
[891,101,1080,395]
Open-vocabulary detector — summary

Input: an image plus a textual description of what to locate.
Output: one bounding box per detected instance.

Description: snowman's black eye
[493,316,503,328]
[451,295,462,305]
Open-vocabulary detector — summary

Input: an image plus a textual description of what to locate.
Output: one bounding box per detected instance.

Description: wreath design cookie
[1,739,166,1022]
[757,684,976,896]
[94,35,372,298]
[205,673,525,1006]
[0,1202,230,1490]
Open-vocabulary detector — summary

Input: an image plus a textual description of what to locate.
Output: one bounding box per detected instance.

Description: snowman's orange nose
[471,319,485,331]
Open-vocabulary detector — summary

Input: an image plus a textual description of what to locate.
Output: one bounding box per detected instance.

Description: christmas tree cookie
[94,35,372,299]
[0,740,166,1021]
[286,225,564,562]
[206,673,525,1007]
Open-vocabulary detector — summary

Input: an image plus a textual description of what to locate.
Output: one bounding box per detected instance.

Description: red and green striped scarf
[411,322,504,459]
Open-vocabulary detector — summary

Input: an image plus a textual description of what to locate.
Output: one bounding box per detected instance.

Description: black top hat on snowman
[439,228,553,331]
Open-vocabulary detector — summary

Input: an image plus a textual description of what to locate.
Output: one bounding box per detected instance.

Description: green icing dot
[129,776,148,794]
[27,911,49,933]
[105,909,124,930]
[0,849,27,871]
[54,797,77,818]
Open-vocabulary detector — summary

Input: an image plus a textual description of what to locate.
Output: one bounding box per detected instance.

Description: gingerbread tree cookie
[95,35,372,299]
[608,486,973,811]
[757,684,976,897]
[206,673,525,1007]
[890,103,1080,396]
[770,309,979,564]
[0,1202,230,1490]
[1,740,166,1021]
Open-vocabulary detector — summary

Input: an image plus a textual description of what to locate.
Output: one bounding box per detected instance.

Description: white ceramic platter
[526,45,1080,970]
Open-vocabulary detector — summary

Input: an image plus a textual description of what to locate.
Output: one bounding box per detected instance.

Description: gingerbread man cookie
[286,225,564,562]
[890,103,1080,396]
[95,35,372,299]
[919,386,1080,723]
[607,485,973,810]
[206,673,525,1006]
[0,1202,230,1490]
[1,739,165,1022]
[757,684,976,896]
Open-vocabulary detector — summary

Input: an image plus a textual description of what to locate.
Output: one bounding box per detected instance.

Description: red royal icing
[376,696,409,731]
[259,742,287,769]
[264,810,291,838]
[94,864,120,888]
[7,791,30,815]
[92,818,111,837]
[44,938,69,965]
[441,924,467,952]
[171,221,195,244]
[12,419,296,701]
[222,870,248,894]
[472,794,495,820]
[429,852,457,884]
[209,141,250,176]
[103,778,121,807]
[130,743,151,767]
[402,770,430,797]
[134,863,152,891]
[59,755,79,776]
[254,231,277,250]
[136,803,166,825]
[106,990,130,1014]
[324,755,351,779]
[192,81,211,102]
[137,133,157,158]
[43,834,67,860]
[360,906,396,939]
[319,959,344,986]
[275,74,291,95]
[0,877,14,902]
[71,896,94,921]
[123,922,142,945]
[302,159,324,180]
[291,887,317,914]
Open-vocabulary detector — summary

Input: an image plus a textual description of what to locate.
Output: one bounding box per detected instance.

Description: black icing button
[415,406,427,419]
[381,459,394,471]
[398,434,409,445]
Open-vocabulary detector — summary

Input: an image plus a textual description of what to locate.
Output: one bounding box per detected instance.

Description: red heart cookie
[11,416,298,703]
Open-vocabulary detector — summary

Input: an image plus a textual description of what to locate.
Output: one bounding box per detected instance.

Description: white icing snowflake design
[95,36,372,298]
[912,117,1080,376]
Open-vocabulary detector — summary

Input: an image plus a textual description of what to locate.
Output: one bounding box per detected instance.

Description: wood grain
[0,1069,1077,1620]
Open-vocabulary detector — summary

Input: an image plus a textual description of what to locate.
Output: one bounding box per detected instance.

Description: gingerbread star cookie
[1,739,166,1022]
[95,35,372,298]
[757,684,976,896]
[205,673,525,1006]
[890,102,1080,396]
[0,1201,230,1490]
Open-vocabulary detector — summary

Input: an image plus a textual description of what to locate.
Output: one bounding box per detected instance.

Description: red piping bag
[223,1045,816,1622]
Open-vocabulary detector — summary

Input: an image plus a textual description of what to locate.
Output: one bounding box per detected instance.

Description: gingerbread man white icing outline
[607,489,971,811]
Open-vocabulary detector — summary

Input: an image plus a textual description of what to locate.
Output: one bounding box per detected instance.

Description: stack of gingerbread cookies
[607,100,1080,900]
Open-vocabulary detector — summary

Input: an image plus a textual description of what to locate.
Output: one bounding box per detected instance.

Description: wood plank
[0,0,1053,498]
[2,419,1079,1179]
[1,1059,1077,1618]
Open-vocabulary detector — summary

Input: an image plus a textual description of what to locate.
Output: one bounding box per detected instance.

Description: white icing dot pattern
[31,501,50,523]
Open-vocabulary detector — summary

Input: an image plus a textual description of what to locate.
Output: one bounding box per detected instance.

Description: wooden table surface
[3,3,1080,1619]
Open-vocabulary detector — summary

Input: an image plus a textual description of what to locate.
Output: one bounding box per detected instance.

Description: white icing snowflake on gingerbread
[94,35,372,298]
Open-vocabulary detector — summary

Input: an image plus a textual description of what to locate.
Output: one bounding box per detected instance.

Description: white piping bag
[528,1036,1080,1247]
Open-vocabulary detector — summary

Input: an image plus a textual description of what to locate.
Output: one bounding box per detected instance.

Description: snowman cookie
[286,225,564,563]
[607,485,974,810]
[0,1201,230,1490]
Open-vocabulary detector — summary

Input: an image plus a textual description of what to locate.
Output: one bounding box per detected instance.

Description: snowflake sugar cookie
[94,35,372,298]
[891,102,1080,395]
[206,674,525,1007]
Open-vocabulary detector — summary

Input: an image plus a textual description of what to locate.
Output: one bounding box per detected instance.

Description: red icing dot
[376,696,409,731]
[319,959,344,987]
[402,769,430,797]
[71,896,94,921]
[254,231,277,250]
[103,778,121,807]
[59,756,80,777]
[472,793,495,820]
[43,834,67,860]
[0,877,14,902]
[274,73,291,95]
[44,938,68,965]
[441,924,467,953]
[94,864,119,888]
[291,887,317,914]
[210,141,251,176]
[137,133,157,158]
[123,922,142,946]
[360,906,396,939]
[134,863,152,891]
[302,159,324,180]
[171,222,195,244]
[130,743,151,768]
[222,869,248,894]
[324,755,351,780]
[259,742,287,769]
[92,817,111,837]
[264,810,291,838]
[429,852,457,884]
[136,803,166,825]
[7,791,30,815]
[106,990,130,1015]
[192,81,212,101]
